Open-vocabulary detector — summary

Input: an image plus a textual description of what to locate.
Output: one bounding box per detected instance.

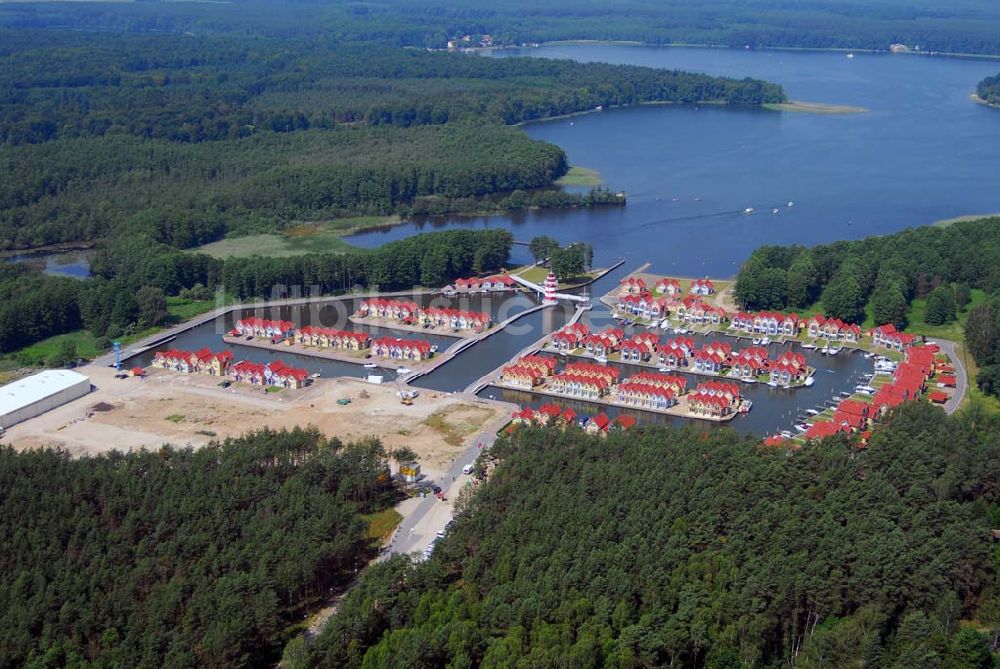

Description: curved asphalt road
[928,338,967,414]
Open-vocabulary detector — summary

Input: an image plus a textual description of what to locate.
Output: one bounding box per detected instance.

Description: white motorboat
[744,207,755,214]
[752,338,761,345]
[787,201,795,207]
[658,367,670,373]
[596,355,608,364]
[794,423,809,432]
[779,430,793,439]
[396,367,412,375]
[364,363,378,369]
[801,343,817,350]
[767,380,779,388]
[804,377,815,387]
[761,336,772,345]
[805,409,820,416]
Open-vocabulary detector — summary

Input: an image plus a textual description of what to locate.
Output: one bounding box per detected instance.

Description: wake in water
[621,201,795,237]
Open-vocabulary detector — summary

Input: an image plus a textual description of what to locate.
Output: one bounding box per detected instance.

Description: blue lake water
[8,249,93,279]
[345,46,1000,277]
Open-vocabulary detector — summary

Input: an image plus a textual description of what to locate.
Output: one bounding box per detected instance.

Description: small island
[975,73,1000,107]
[764,100,869,114]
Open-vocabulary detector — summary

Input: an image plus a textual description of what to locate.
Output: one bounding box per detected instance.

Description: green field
[514,264,601,288]
[363,508,404,544]
[554,166,602,186]
[9,330,103,367]
[192,217,397,259]
[166,296,216,320]
[904,287,986,339]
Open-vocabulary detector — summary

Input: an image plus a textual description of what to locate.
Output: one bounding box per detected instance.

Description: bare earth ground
[4,365,504,479]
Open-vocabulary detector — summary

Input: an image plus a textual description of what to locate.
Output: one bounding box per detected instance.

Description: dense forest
[0,33,783,249]
[0,28,783,358]
[978,74,1000,106]
[734,216,1000,325]
[0,228,513,355]
[304,402,1000,667]
[4,0,1000,55]
[0,427,401,668]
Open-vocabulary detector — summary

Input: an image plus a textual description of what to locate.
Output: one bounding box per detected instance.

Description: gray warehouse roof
[0,370,90,416]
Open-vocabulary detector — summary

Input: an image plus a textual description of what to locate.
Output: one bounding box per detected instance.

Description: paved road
[928,338,968,414]
[386,403,514,557]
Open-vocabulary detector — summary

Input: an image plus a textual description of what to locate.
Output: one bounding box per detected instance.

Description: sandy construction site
[4,365,509,479]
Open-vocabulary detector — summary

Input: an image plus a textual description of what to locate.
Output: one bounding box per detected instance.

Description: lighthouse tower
[542,272,558,305]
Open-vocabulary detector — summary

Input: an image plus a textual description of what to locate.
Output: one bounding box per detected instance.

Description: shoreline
[971,93,1000,109]
[534,40,1000,62]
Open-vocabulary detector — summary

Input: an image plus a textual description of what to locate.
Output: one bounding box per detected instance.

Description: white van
[462,464,474,475]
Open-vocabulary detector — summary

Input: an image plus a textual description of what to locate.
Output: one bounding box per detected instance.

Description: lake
[344,45,1000,278]
[8,249,93,279]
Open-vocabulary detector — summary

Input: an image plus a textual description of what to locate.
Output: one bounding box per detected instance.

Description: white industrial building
[0,370,91,430]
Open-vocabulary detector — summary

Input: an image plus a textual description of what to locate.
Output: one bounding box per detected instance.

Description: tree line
[978,74,1000,106]
[734,216,1000,326]
[303,401,1000,668]
[0,427,401,669]
[0,228,513,354]
[5,0,1000,56]
[0,33,782,249]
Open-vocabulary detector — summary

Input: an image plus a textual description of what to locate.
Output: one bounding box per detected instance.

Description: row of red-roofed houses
[806,316,861,342]
[230,359,310,389]
[676,297,728,325]
[152,348,234,376]
[451,274,518,293]
[295,327,371,351]
[580,328,626,357]
[615,372,688,410]
[731,312,801,337]
[357,299,491,331]
[618,332,660,362]
[419,307,491,331]
[510,403,636,435]
[499,355,558,390]
[549,323,591,352]
[868,324,919,351]
[357,299,421,322]
[371,337,434,361]
[769,351,810,385]
[617,293,671,319]
[233,318,295,339]
[786,344,940,444]
[621,276,716,297]
[549,361,620,400]
[687,381,742,418]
